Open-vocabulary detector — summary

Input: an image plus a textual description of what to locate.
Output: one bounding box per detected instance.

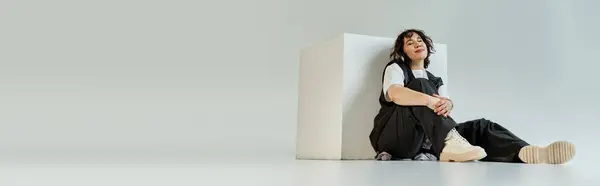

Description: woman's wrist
[425,95,440,108]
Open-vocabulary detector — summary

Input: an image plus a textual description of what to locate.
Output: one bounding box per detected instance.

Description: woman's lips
[415,49,424,53]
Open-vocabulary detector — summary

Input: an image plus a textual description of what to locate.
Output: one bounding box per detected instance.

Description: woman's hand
[426,96,441,110]
[433,94,453,117]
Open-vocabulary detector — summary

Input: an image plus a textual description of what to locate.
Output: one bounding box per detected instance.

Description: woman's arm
[382,64,440,109]
[432,84,453,116]
[387,84,440,109]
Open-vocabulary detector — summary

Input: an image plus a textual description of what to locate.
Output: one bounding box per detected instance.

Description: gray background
[1,0,598,164]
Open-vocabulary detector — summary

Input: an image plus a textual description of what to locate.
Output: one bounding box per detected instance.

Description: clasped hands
[428,94,453,117]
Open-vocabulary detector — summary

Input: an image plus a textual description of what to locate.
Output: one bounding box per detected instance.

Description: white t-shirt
[383,63,449,101]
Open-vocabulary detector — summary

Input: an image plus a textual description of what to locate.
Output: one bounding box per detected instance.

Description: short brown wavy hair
[390,29,436,68]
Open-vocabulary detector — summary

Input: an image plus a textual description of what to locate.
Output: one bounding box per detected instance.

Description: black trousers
[401,78,530,163]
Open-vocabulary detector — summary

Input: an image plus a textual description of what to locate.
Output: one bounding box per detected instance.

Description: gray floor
[0,155,596,186]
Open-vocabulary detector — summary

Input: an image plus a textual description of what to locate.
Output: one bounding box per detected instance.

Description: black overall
[369,60,530,162]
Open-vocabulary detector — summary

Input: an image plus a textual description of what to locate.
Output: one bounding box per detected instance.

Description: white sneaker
[439,129,487,162]
[518,141,576,164]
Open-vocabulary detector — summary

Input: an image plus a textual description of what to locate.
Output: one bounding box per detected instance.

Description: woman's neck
[410,60,425,70]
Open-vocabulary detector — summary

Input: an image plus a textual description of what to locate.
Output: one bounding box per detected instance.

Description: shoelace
[447,129,471,147]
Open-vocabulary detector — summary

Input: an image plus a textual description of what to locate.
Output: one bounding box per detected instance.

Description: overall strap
[393,60,443,89]
[425,71,444,89]
[396,62,415,86]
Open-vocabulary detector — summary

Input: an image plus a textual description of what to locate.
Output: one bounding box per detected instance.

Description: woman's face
[402,33,427,62]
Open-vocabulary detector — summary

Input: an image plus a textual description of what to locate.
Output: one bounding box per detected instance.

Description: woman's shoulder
[384,60,407,71]
[425,69,439,78]
[386,63,401,69]
[425,70,444,85]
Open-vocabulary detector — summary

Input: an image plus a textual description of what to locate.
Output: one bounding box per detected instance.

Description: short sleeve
[382,64,405,101]
[438,84,450,98]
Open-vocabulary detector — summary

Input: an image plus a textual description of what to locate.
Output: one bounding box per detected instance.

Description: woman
[369,29,576,164]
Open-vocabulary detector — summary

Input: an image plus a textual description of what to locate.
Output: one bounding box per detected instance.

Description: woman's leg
[404,79,455,155]
[454,119,528,163]
[405,79,486,162]
[455,118,575,164]
[373,106,423,160]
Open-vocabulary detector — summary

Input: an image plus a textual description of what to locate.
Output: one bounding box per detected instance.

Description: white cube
[296,33,448,160]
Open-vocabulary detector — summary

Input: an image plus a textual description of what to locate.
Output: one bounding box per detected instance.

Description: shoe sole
[439,147,487,162]
[518,141,575,164]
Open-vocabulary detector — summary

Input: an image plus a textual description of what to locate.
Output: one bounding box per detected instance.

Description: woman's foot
[518,141,576,164]
[440,129,487,162]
